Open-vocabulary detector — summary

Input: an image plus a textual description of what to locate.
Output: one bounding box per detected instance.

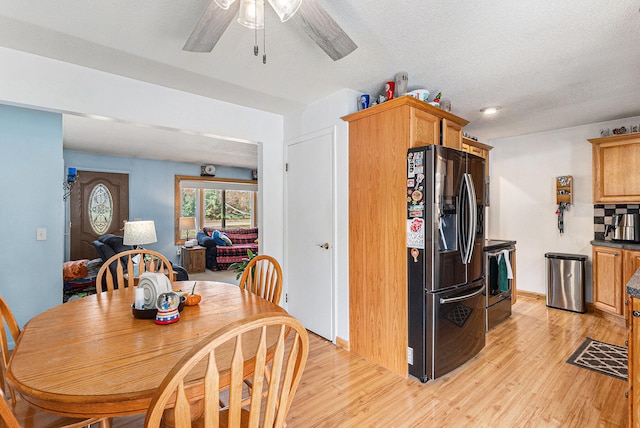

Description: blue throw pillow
[212,230,227,246]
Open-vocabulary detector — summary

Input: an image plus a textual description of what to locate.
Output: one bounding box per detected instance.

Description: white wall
[489,115,640,300]
[284,88,359,342]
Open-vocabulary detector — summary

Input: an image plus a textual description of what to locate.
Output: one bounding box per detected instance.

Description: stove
[483,239,516,330]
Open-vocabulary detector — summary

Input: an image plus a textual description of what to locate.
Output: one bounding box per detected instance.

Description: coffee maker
[607,214,640,242]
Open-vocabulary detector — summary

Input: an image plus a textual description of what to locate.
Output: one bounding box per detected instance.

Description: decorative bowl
[408,89,430,102]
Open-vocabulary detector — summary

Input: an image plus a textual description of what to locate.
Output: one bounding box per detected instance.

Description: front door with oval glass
[70,171,129,260]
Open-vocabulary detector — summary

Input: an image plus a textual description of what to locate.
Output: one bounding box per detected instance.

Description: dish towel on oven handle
[498,250,513,292]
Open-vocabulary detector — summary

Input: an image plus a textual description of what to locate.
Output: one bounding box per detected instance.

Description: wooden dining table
[6,281,288,419]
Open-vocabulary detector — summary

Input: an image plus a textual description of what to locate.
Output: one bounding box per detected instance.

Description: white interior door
[285,130,334,340]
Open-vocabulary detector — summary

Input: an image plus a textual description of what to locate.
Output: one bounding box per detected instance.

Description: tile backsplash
[593,204,640,240]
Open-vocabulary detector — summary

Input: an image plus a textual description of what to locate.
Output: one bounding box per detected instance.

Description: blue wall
[63,150,253,264]
[0,105,64,330]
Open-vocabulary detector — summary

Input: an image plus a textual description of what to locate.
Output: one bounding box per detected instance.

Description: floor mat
[566,337,627,381]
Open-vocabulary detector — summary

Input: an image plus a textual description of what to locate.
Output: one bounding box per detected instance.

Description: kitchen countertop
[591,240,640,251]
[627,267,640,298]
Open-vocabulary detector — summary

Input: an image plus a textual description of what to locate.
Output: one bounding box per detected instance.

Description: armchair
[93,234,189,284]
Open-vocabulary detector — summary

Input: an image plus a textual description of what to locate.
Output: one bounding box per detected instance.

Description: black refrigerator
[407,145,486,382]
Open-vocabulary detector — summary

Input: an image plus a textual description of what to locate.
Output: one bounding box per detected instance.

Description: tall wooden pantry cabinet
[342,96,469,377]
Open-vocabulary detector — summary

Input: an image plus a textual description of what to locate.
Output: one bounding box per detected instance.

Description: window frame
[174,175,258,245]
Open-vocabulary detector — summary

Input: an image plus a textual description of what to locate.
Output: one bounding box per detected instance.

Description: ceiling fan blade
[183,1,240,52]
[291,0,357,61]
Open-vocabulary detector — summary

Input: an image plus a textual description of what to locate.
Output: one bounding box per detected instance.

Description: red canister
[385,81,395,100]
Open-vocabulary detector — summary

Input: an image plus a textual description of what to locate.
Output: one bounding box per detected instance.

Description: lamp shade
[179,216,196,231]
[123,221,157,246]
[267,0,301,22]
[237,0,264,29]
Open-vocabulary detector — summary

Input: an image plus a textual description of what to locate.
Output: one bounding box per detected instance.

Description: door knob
[317,243,329,249]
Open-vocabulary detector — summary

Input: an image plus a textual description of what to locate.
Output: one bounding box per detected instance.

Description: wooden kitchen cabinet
[593,245,624,317]
[589,133,640,203]
[592,246,640,321]
[410,107,440,147]
[342,97,469,377]
[442,118,463,150]
[462,137,493,205]
[462,137,493,173]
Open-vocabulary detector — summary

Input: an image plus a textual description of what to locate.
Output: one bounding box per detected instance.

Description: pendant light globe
[237,0,264,29]
[267,0,302,22]
[214,0,237,9]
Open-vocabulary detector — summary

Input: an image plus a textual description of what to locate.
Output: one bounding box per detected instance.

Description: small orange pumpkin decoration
[185,282,202,306]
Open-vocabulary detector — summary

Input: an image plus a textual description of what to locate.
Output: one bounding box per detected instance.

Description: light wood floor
[112,294,628,427]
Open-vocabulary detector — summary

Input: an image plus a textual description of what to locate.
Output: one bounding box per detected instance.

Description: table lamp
[123,220,157,249]
[179,216,197,242]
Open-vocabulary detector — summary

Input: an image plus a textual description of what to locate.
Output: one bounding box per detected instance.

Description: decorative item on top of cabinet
[588,133,640,203]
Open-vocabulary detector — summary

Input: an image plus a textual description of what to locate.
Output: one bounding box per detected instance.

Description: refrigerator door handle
[458,177,469,263]
[466,172,477,264]
[462,173,476,264]
[439,285,485,304]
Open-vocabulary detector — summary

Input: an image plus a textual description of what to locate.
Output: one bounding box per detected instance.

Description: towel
[500,250,513,279]
[498,250,512,292]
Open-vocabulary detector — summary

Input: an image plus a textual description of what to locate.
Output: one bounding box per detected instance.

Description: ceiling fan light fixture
[237,0,264,29]
[214,0,237,9]
[267,0,302,22]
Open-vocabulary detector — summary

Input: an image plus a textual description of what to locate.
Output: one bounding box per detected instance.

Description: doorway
[285,129,334,341]
[69,171,129,260]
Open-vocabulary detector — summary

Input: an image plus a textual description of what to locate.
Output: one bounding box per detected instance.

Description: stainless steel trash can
[545,252,587,313]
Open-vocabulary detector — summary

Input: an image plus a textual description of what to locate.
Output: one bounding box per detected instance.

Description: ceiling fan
[183,0,357,61]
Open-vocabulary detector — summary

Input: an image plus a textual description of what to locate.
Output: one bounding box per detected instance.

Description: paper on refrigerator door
[407,218,425,249]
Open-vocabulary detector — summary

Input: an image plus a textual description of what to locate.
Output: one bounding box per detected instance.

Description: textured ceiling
[1,0,639,168]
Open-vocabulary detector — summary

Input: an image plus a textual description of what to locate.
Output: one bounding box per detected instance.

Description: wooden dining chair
[0,296,21,405]
[0,388,106,428]
[0,297,107,428]
[239,255,283,305]
[237,255,284,405]
[96,249,174,292]
[144,312,309,428]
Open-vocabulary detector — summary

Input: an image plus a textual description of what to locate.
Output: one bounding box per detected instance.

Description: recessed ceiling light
[480,106,501,115]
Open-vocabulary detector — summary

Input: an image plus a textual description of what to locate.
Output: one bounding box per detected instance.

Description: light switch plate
[36,228,47,241]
